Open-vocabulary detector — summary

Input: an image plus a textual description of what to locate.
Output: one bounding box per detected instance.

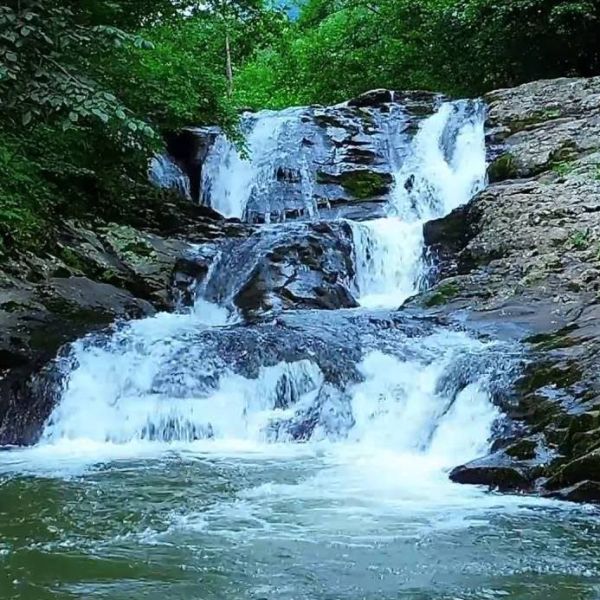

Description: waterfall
[350,218,425,308]
[149,154,191,199]
[201,108,322,221]
[40,303,505,464]
[37,98,499,489]
[350,100,486,307]
[390,100,487,220]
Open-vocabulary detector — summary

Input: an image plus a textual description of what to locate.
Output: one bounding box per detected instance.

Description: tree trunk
[225,30,234,97]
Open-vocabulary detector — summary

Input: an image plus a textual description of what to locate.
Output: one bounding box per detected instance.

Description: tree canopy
[235,0,600,108]
[1,0,599,251]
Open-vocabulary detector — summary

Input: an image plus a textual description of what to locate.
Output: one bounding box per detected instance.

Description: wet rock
[165,127,220,202]
[56,221,190,308]
[99,224,190,306]
[200,221,359,317]
[0,198,252,445]
[348,89,442,114]
[450,453,533,491]
[178,91,444,223]
[0,276,155,445]
[317,169,393,201]
[546,480,600,503]
[545,450,600,491]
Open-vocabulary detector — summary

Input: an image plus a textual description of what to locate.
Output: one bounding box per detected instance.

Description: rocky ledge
[0,196,251,444]
[415,77,600,502]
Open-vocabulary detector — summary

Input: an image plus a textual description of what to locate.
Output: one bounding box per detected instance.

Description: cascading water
[201,108,322,222]
[37,100,491,461]
[3,96,593,600]
[350,100,487,307]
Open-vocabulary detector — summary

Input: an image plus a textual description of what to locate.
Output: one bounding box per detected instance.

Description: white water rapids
[1,99,547,526]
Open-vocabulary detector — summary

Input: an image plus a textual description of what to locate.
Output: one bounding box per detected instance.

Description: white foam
[350,218,425,308]
[201,108,317,220]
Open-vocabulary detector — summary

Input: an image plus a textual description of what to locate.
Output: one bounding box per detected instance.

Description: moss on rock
[423,282,460,307]
[487,153,518,182]
[102,225,157,266]
[317,170,392,200]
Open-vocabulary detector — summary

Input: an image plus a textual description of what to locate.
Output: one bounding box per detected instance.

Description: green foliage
[0,135,49,253]
[236,0,600,108]
[569,229,591,250]
[2,0,600,254]
[0,0,275,252]
[0,2,156,137]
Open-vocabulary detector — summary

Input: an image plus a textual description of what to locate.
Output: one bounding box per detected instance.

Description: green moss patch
[423,282,460,307]
[488,153,518,182]
[318,170,392,200]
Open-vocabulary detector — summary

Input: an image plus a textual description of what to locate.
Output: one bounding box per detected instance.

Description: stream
[1,98,599,600]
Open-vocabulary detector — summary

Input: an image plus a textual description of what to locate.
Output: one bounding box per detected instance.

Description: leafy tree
[0,0,270,251]
[0,1,157,136]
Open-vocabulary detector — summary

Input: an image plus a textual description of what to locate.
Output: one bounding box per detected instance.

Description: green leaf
[91,108,109,123]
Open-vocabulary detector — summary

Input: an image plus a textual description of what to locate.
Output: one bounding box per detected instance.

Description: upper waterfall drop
[200,108,321,221]
[389,100,487,220]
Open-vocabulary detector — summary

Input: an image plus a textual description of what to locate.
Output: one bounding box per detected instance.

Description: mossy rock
[58,247,87,273]
[488,153,518,182]
[102,225,157,266]
[423,282,460,307]
[546,449,600,489]
[317,170,392,200]
[524,325,579,350]
[508,108,562,134]
[570,429,600,457]
[518,361,583,395]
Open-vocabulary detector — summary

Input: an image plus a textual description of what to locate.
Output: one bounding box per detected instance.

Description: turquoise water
[1,446,598,600]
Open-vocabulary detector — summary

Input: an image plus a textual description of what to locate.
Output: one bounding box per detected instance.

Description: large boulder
[0,274,155,445]
[191,221,359,318]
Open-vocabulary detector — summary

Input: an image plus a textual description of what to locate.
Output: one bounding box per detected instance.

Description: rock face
[197,221,359,318]
[417,77,600,502]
